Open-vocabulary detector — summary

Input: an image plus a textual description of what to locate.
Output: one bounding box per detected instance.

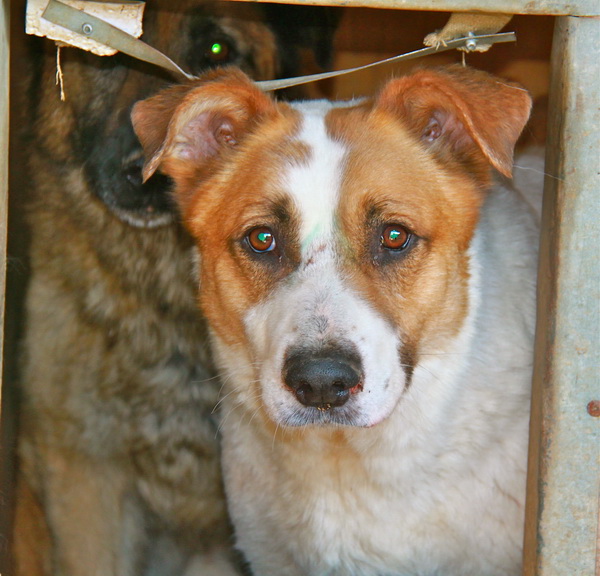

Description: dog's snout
[283,349,363,409]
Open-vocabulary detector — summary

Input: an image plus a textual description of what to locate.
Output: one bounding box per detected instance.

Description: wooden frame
[524,14,600,575]
[1,0,8,402]
[232,0,600,16]
[1,1,598,574]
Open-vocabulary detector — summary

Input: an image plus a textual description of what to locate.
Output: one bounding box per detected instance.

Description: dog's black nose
[283,349,363,410]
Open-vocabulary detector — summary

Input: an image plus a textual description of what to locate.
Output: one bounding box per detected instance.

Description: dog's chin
[270,400,393,429]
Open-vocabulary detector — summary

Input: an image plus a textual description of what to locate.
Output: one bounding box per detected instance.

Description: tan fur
[327,106,478,353]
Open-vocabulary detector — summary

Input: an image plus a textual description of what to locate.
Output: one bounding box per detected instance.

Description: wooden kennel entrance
[0,0,598,574]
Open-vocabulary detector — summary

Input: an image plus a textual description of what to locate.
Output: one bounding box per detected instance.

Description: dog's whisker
[212,382,249,413]
[271,422,281,451]
[513,163,563,182]
[190,374,222,386]
[407,363,445,385]
[215,395,254,436]
[215,364,262,383]
[246,401,265,428]
[214,387,264,437]
[418,352,467,357]
[211,368,263,408]
[212,393,236,415]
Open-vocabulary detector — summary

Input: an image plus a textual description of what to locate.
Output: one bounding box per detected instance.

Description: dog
[13,2,339,575]
[132,64,538,576]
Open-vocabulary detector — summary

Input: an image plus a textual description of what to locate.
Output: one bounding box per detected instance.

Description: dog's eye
[381,224,412,251]
[205,39,233,64]
[247,227,276,253]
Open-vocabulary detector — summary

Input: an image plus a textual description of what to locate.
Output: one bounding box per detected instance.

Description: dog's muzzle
[283,347,363,410]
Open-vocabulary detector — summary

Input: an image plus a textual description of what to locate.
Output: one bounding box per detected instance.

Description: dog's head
[132,66,531,427]
[33,0,339,228]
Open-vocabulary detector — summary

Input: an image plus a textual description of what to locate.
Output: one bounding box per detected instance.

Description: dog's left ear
[132,69,276,208]
[376,66,532,180]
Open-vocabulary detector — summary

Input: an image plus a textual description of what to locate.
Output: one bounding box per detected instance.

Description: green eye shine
[208,41,230,62]
[388,230,403,242]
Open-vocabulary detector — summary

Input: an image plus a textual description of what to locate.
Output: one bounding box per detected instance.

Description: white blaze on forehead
[287,102,347,252]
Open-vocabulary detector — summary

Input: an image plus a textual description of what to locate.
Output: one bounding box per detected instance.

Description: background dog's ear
[376,66,532,181]
[131,69,276,192]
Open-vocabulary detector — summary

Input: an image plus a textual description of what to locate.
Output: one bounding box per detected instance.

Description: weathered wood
[0,0,9,405]
[523,14,600,576]
[228,0,600,17]
[3,0,597,574]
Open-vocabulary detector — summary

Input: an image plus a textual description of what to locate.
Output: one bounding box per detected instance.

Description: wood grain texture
[228,0,600,17]
[0,0,9,406]
[524,14,600,576]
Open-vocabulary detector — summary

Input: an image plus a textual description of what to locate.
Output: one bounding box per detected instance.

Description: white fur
[214,103,539,576]
[287,106,344,251]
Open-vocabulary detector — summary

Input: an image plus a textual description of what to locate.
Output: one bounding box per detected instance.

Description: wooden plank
[0,0,9,401]
[523,14,600,576]
[229,0,600,17]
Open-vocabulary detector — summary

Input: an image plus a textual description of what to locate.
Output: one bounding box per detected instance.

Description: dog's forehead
[278,97,476,253]
[284,102,348,253]
[282,99,425,252]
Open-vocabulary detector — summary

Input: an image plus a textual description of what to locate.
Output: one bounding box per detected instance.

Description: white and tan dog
[132,66,537,576]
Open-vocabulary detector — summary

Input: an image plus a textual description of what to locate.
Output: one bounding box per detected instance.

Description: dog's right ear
[375,66,532,184]
[131,69,276,202]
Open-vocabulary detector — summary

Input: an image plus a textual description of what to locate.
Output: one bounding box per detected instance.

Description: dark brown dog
[13,2,338,575]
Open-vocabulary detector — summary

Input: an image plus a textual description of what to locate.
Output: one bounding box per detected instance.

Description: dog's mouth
[278,401,370,428]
